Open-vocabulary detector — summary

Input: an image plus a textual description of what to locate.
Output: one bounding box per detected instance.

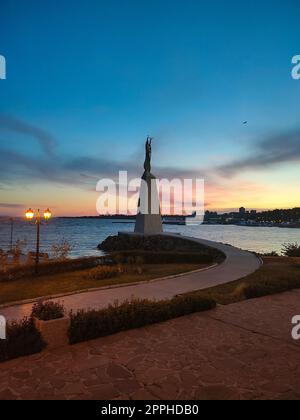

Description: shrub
[31,300,65,321]
[232,282,248,300]
[69,295,216,344]
[261,251,279,257]
[282,243,300,257]
[0,250,8,273]
[0,256,103,282]
[168,294,216,317]
[98,234,225,263]
[10,239,27,267]
[125,255,144,274]
[11,239,27,257]
[0,317,45,363]
[87,265,121,280]
[51,238,73,261]
[242,276,300,300]
[134,256,144,274]
[99,234,203,252]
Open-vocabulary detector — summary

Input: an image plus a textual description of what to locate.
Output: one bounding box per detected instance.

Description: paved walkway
[0,290,300,400]
[1,235,261,321]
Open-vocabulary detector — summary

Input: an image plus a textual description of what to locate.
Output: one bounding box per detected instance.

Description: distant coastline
[58,209,300,229]
[59,214,194,226]
[58,218,300,228]
[1,207,299,229]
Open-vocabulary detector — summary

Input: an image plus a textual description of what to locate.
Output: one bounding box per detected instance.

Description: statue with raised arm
[135,135,163,234]
[144,136,152,174]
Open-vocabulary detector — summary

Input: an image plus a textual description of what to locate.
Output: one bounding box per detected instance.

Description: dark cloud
[157,165,205,180]
[218,129,300,176]
[0,116,207,190]
[0,203,24,209]
[2,115,300,193]
[64,157,137,178]
[0,147,133,188]
[0,148,58,184]
[0,114,56,155]
[0,145,206,191]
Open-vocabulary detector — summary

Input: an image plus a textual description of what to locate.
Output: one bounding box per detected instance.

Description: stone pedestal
[34,317,70,350]
[135,172,163,235]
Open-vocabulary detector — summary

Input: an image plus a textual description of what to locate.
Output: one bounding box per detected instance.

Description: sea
[0,218,299,258]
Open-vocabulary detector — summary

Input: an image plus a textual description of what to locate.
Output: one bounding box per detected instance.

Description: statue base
[135,213,163,235]
[134,171,163,235]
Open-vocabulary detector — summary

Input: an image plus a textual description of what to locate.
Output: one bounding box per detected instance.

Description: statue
[135,136,163,234]
[144,136,152,174]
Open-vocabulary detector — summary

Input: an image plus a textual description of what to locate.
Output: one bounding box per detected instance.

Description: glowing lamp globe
[44,209,52,220]
[25,208,34,220]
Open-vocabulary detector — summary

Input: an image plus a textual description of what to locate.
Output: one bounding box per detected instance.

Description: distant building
[239,207,246,215]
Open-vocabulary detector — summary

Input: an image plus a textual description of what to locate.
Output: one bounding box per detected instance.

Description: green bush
[69,294,216,344]
[0,317,45,363]
[31,300,65,321]
[242,276,300,300]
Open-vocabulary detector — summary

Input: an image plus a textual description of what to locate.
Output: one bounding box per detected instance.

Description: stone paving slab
[206,289,300,344]
[0,290,300,400]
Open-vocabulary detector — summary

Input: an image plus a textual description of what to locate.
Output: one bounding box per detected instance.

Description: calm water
[0,218,299,257]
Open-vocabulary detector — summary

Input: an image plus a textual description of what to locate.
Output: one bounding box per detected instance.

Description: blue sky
[0,0,300,215]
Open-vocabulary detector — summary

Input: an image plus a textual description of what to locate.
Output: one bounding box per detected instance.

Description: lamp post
[9,218,14,252]
[25,208,52,273]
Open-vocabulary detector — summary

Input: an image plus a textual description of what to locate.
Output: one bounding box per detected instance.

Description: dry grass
[187,257,300,305]
[0,263,204,305]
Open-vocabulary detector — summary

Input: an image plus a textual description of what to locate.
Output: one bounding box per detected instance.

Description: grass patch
[0,263,204,306]
[188,257,300,305]
[110,250,219,265]
[69,294,216,344]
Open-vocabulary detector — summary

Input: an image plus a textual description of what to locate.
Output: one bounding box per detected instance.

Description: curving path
[0,234,261,322]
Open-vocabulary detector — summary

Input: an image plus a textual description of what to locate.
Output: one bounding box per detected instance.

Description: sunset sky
[0,0,300,216]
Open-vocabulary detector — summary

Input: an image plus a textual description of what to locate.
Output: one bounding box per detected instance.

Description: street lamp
[25,208,52,273]
[9,218,14,252]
